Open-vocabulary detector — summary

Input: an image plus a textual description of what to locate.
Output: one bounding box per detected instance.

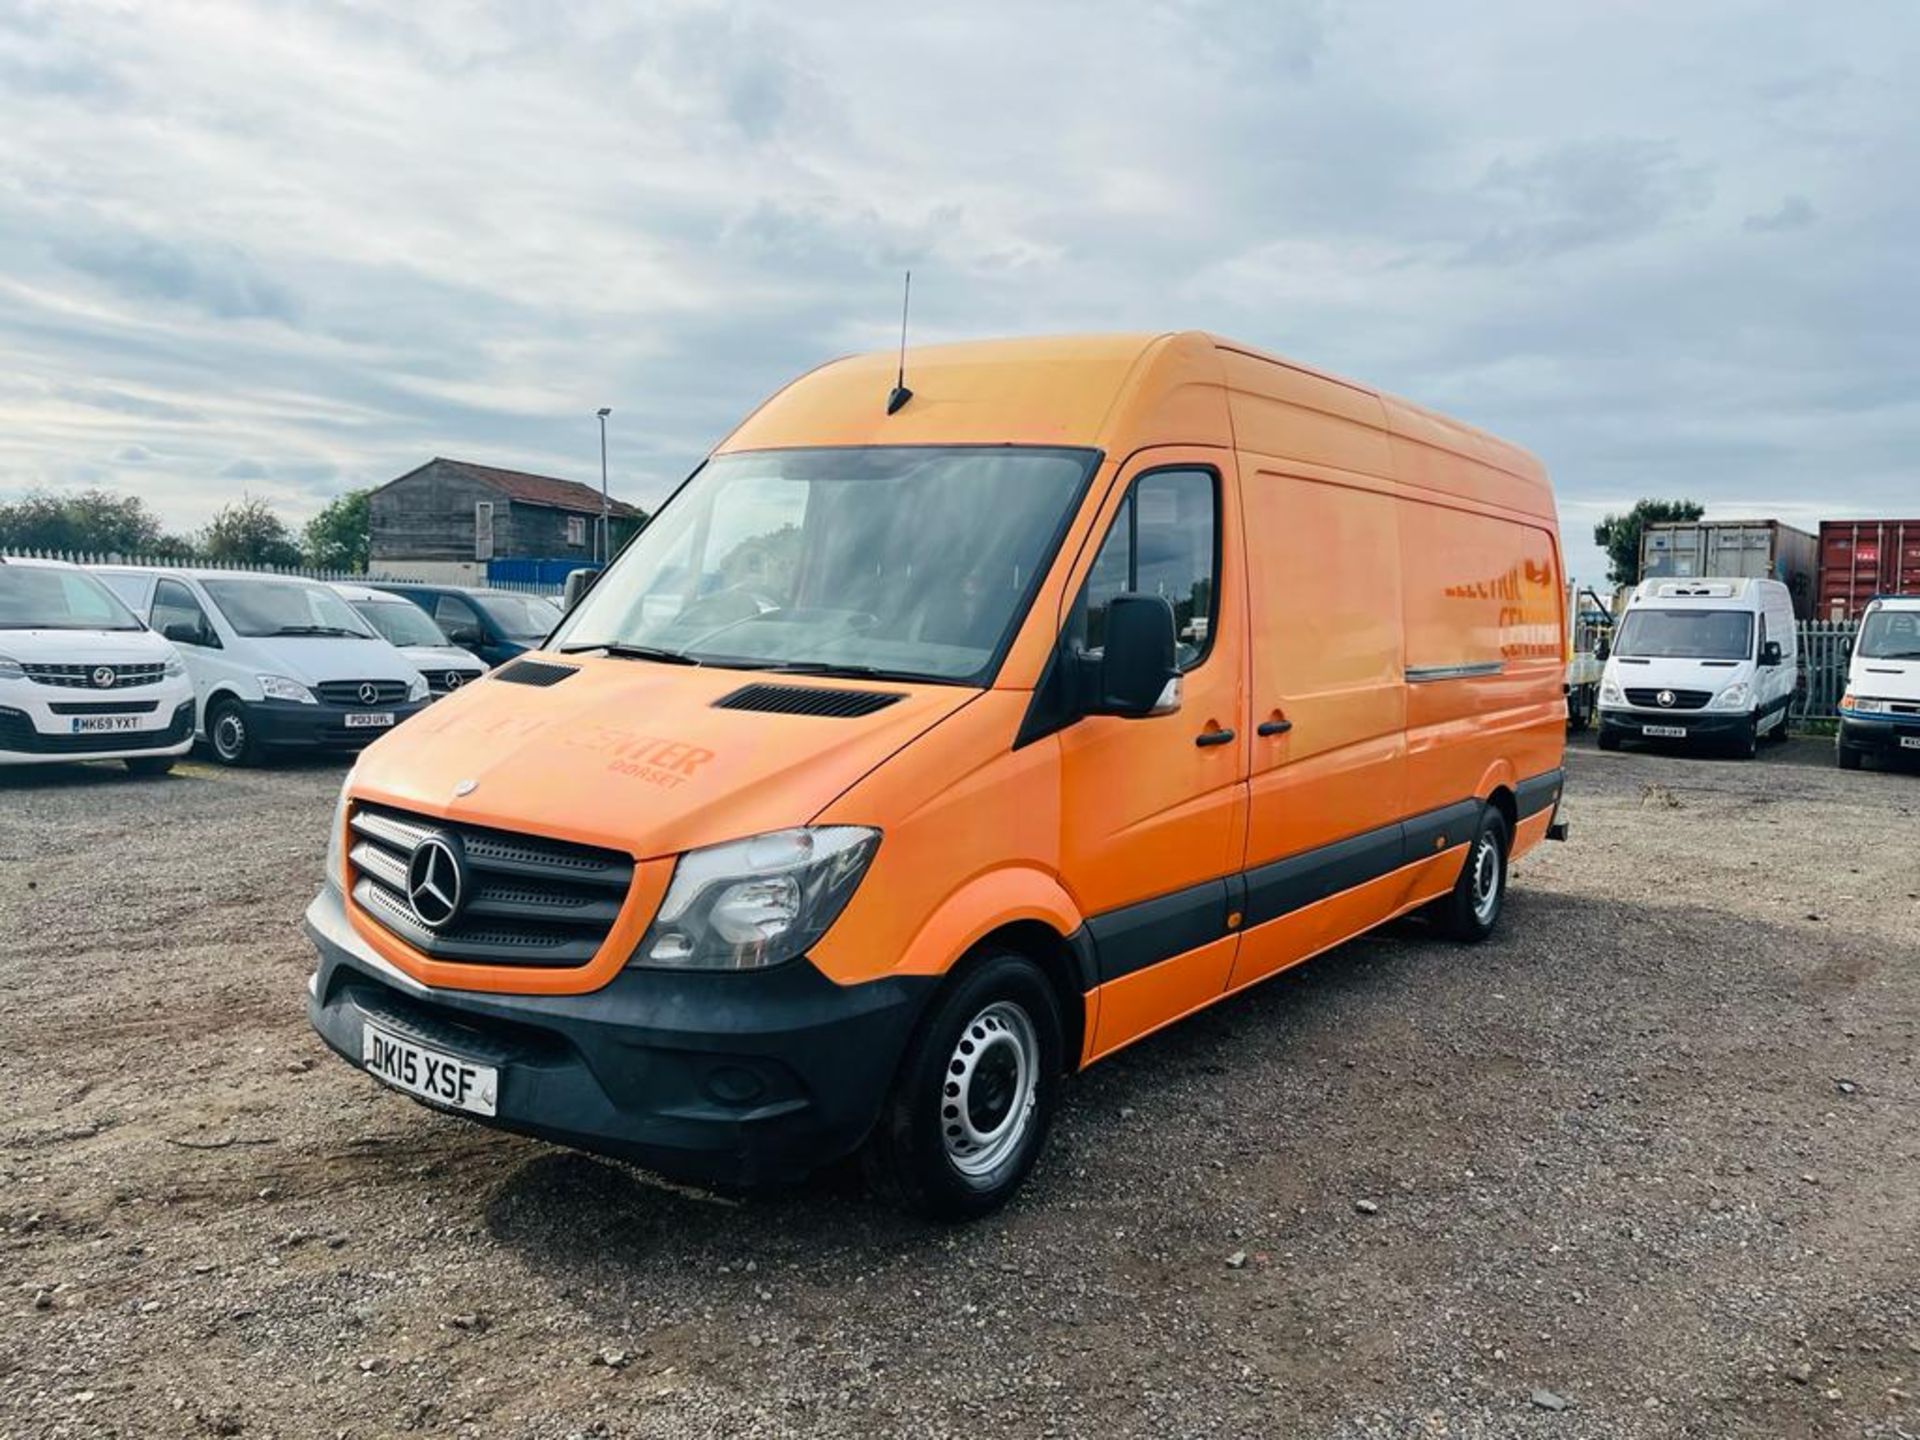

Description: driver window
[152,579,212,645]
[1071,468,1217,670]
[435,595,479,633]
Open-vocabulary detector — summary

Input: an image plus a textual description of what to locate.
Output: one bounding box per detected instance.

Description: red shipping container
[1818,519,1920,620]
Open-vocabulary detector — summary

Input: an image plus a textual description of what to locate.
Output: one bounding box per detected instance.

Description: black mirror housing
[1760,639,1783,667]
[562,567,599,614]
[1593,636,1610,662]
[1091,594,1180,718]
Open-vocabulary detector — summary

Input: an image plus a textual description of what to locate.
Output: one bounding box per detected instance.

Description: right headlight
[0,653,24,682]
[633,826,880,971]
[1600,676,1623,704]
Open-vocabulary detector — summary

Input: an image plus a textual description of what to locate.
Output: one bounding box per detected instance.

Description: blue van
[367,584,563,668]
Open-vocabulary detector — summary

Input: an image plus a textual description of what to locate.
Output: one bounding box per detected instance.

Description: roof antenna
[886,270,914,415]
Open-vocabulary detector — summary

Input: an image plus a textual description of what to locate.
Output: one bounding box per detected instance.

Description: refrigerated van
[1596,577,1797,757]
[305,332,1569,1217]
[1838,595,1920,770]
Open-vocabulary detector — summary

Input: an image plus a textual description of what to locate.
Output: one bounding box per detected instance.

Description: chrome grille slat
[21,662,169,690]
[347,802,632,969]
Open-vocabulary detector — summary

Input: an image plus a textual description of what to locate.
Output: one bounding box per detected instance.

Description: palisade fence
[1794,620,1856,724]
[0,549,564,597]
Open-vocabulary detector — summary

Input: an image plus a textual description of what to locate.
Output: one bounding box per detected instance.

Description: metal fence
[1,549,563,596]
[1794,620,1857,724]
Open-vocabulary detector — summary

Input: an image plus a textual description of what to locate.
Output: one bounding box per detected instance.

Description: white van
[328,582,486,698]
[1837,595,1920,771]
[94,567,430,766]
[1596,577,1797,758]
[0,556,196,773]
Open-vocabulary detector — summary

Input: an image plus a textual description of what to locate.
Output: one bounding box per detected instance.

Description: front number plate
[1642,724,1688,739]
[1901,735,1920,751]
[71,715,146,734]
[344,711,395,729]
[361,1024,497,1116]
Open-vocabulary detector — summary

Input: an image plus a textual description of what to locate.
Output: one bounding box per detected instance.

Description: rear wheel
[864,951,1064,1221]
[1429,806,1509,943]
[207,698,260,767]
[123,756,175,777]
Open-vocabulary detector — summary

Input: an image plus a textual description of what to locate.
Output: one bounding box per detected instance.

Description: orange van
[306,333,1568,1218]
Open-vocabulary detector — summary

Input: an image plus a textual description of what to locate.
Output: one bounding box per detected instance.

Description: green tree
[0,487,169,555]
[302,488,371,572]
[1593,498,1706,587]
[200,496,302,567]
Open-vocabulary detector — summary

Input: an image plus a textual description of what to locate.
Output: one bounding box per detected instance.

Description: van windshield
[1615,607,1753,660]
[201,578,376,638]
[553,446,1097,683]
[1858,609,1920,660]
[474,592,563,642]
[353,598,450,648]
[0,565,144,631]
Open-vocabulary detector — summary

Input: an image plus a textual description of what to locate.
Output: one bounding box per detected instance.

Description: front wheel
[1597,727,1623,753]
[124,756,176,777]
[1429,805,1509,943]
[1837,745,1863,772]
[1731,717,1760,760]
[864,951,1064,1221]
[207,698,260,767]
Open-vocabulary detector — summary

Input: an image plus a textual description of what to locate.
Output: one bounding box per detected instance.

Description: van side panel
[1399,498,1565,828]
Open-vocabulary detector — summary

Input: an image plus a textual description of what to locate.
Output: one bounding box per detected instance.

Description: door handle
[1194,726,1236,747]
[1256,718,1293,737]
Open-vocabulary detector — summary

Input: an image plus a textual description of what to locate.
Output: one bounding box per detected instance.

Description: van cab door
[1052,453,1249,1059]
[150,577,223,727]
[1231,468,1409,989]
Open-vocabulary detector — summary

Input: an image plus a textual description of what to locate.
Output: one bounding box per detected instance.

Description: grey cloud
[1743,194,1815,233]
[61,231,301,323]
[1465,139,1715,265]
[219,458,269,479]
[111,443,154,464]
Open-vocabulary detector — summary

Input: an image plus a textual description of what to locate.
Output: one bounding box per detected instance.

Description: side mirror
[447,624,483,647]
[1090,594,1181,718]
[163,620,210,647]
[1760,639,1783,667]
[1594,636,1610,662]
[562,567,599,614]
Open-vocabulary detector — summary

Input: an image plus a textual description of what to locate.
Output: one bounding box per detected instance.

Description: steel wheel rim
[1471,834,1502,925]
[941,1000,1039,1178]
[213,711,245,760]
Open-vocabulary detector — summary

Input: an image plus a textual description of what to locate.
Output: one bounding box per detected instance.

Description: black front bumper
[304,886,932,1186]
[1598,708,1751,741]
[246,697,430,750]
[1839,715,1920,758]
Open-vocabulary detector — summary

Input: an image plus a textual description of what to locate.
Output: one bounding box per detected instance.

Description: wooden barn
[369,457,647,584]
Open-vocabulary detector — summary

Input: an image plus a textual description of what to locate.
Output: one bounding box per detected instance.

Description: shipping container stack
[1817,519,1920,621]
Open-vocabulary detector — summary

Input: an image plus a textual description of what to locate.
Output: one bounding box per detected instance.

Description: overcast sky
[3,1,1915,580]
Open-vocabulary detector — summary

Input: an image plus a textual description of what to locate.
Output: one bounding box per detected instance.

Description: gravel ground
[3,734,1917,1440]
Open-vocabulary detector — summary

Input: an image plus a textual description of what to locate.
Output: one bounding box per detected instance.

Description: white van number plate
[70,715,145,734]
[361,1024,497,1116]
[344,712,395,729]
[1642,724,1688,739]
[1901,736,1920,751]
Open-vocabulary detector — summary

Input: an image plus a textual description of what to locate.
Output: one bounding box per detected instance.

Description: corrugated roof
[390,457,645,517]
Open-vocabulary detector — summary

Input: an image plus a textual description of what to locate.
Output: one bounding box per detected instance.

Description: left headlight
[1711,682,1752,711]
[162,655,185,678]
[633,826,881,971]
[407,674,429,702]
[259,674,316,704]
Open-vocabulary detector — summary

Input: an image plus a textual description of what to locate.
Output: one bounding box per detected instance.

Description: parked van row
[1,556,564,772]
[304,330,1571,1219]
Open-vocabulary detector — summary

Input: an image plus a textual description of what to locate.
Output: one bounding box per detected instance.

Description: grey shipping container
[1638,519,1819,617]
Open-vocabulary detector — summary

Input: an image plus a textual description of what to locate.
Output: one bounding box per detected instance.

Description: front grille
[0,700,192,755]
[713,683,905,718]
[21,662,168,690]
[428,669,479,696]
[316,679,410,707]
[48,700,160,716]
[1625,688,1713,710]
[347,803,633,968]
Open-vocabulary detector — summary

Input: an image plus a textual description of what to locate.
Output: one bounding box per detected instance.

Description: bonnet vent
[713,683,905,718]
[494,659,579,688]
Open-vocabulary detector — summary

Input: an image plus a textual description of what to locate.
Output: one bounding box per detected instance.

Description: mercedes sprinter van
[1596,577,1797,757]
[306,333,1568,1217]
[1837,595,1920,770]
[0,556,195,773]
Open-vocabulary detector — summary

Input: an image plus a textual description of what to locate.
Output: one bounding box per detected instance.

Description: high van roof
[719,331,1553,522]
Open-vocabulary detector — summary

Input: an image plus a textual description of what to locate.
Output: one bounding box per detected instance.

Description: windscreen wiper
[558,641,701,666]
[757,660,935,683]
[272,625,366,637]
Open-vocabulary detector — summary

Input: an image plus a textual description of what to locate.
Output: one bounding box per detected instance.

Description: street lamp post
[596,407,612,564]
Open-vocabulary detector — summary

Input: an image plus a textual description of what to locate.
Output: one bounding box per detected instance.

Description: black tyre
[864,951,1064,1221]
[1429,805,1509,943]
[1731,717,1759,760]
[1837,745,1863,772]
[207,698,260,767]
[1597,727,1623,753]
[124,756,176,777]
